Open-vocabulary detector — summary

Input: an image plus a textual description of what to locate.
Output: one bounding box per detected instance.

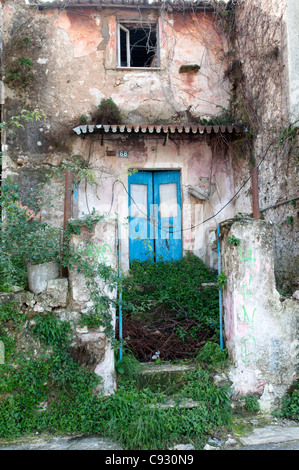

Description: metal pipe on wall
[117,221,123,361]
[61,171,73,277]
[251,167,260,220]
[217,224,224,351]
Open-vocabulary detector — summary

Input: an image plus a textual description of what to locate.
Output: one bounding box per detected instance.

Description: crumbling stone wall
[68,219,117,394]
[1,0,232,233]
[0,223,116,396]
[1,0,230,137]
[227,0,299,293]
[221,218,298,411]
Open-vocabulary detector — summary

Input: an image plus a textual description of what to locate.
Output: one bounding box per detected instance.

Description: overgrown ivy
[0,301,26,363]
[0,179,60,290]
[275,382,299,421]
[121,255,220,360]
[123,254,219,328]
[62,211,119,339]
[0,318,232,448]
[0,165,232,446]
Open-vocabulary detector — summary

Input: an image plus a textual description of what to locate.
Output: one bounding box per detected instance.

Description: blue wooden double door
[129,170,182,262]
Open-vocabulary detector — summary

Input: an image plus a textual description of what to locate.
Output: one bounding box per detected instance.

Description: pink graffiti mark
[244,271,253,284]
[237,320,249,337]
[235,292,244,308]
[255,379,267,394]
[223,291,234,341]
[254,258,261,274]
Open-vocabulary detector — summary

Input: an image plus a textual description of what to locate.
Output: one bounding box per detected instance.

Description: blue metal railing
[217,224,224,351]
[117,222,123,361]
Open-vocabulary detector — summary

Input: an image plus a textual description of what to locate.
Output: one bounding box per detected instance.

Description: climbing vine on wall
[3,34,37,94]
[121,255,220,361]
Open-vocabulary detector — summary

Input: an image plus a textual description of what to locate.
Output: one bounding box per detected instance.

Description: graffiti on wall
[238,249,259,364]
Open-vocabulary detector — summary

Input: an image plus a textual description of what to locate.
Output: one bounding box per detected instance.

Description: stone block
[27,261,60,294]
[222,219,298,407]
[45,278,69,307]
[292,290,299,301]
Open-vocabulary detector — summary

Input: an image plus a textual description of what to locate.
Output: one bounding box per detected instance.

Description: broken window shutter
[130,184,148,219]
[159,183,178,218]
[118,24,130,67]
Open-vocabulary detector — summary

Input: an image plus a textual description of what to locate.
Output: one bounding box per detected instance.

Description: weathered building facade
[0,0,298,405]
[2,0,240,270]
[229,0,299,294]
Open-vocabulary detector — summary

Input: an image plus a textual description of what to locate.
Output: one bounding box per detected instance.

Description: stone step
[139,361,197,374]
[148,397,201,409]
[137,361,197,392]
[239,424,299,447]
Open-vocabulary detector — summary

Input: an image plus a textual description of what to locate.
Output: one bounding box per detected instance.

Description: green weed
[227,235,241,246]
[196,341,228,367]
[123,254,219,332]
[275,382,299,421]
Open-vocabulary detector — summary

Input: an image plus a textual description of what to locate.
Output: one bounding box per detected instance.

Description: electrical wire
[107,133,290,235]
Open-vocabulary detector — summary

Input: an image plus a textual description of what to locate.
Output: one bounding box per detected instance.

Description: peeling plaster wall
[231,0,299,293]
[0,0,234,394]
[72,134,236,272]
[2,0,231,212]
[1,1,230,129]
[285,0,299,122]
[1,0,234,264]
[46,6,229,123]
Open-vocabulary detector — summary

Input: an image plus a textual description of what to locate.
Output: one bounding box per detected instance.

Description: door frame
[128,168,183,263]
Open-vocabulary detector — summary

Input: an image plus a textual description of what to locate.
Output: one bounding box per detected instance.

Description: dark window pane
[129,28,157,67]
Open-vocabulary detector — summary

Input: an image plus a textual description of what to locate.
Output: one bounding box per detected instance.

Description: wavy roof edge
[73,123,247,135]
[29,0,219,10]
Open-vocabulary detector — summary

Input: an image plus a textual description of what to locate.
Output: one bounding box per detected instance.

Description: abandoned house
[0,0,298,410]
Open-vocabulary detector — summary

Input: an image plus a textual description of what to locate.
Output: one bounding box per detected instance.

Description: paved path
[235,423,299,450]
[0,419,298,451]
[0,434,123,450]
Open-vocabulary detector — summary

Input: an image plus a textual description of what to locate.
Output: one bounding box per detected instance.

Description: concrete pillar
[69,219,117,396]
[221,218,298,412]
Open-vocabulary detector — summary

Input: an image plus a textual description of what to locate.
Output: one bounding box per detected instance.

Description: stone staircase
[137,361,202,409]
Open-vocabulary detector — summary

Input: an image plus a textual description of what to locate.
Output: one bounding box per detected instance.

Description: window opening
[118,22,158,68]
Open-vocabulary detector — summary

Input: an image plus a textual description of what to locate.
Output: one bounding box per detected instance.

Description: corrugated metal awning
[73,123,245,136]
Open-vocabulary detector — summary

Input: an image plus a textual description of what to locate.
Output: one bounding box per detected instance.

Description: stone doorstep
[139,362,197,375]
[137,362,198,392]
[139,362,201,409]
[148,397,201,409]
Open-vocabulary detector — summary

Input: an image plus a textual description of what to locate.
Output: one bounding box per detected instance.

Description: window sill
[116,67,161,71]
